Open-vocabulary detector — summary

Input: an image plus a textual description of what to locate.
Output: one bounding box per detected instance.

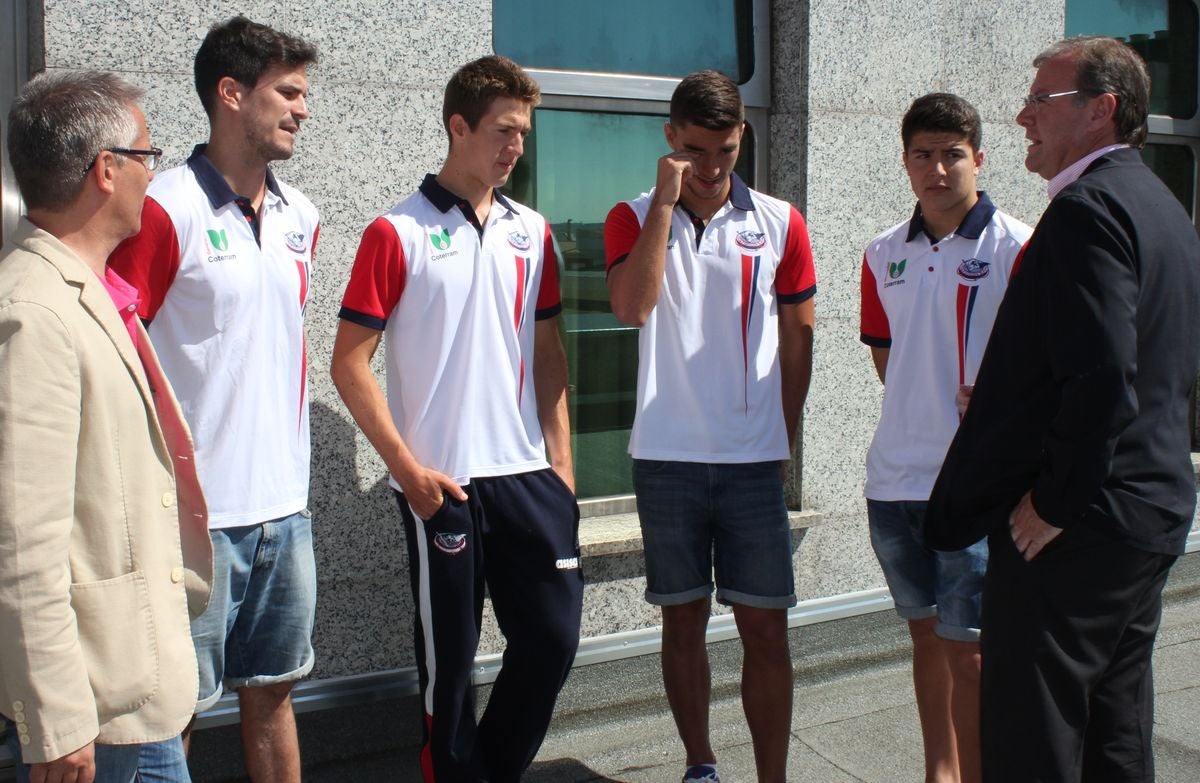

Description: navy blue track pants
[395,468,584,782]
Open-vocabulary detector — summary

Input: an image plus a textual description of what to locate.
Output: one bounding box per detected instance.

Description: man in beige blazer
[0,70,212,783]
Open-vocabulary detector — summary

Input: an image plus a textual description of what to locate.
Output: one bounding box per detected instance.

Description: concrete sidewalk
[189,553,1200,782]
[316,555,1200,782]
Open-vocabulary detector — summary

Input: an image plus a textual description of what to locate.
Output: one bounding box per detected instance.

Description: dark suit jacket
[927,148,1200,555]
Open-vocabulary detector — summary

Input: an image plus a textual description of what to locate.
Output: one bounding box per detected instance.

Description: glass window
[493,0,754,82]
[1142,142,1196,213]
[505,108,756,498]
[1066,0,1198,118]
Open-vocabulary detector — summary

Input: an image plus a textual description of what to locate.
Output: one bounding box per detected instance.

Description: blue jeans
[634,459,795,608]
[866,499,987,642]
[191,510,317,712]
[135,735,189,782]
[2,717,141,783]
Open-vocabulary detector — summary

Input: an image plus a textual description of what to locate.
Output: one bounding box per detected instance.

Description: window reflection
[1142,142,1196,214]
[505,109,755,497]
[494,0,754,82]
[1067,0,1198,118]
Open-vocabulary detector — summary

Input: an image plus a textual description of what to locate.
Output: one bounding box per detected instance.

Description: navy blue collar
[905,191,996,243]
[186,144,287,210]
[728,172,755,211]
[419,173,515,215]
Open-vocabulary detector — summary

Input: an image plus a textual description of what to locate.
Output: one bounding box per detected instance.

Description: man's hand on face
[651,151,696,208]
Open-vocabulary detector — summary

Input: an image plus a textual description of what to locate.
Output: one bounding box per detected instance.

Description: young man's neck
[204,134,270,208]
[435,163,494,225]
[677,181,731,224]
[920,193,978,240]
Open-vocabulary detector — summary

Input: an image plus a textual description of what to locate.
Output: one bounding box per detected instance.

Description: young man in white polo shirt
[605,70,816,783]
[330,55,583,783]
[860,93,1032,783]
[109,16,319,782]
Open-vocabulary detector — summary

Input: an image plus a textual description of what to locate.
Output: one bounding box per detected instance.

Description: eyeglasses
[84,146,164,173]
[1021,89,1100,114]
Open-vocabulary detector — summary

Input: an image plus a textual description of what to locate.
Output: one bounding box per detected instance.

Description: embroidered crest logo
[507,230,532,252]
[285,231,307,253]
[735,230,767,250]
[430,228,452,251]
[434,532,467,555]
[888,259,907,279]
[957,258,991,281]
[207,228,229,252]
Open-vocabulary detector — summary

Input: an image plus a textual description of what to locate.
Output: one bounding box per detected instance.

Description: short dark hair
[442,55,540,138]
[7,70,143,210]
[1035,36,1151,147]
[670,70,744,130]
[901,93,983,152]
[194,16,318,118]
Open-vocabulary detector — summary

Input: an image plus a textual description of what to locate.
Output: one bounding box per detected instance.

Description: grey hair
[1034,36,1151,148]
[7,70,145,210]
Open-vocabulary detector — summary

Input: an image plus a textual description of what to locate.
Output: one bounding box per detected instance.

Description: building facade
[1,0,1196,705]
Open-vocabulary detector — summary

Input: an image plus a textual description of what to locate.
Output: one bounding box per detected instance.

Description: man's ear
[216,76,243,113]
[90,151,119,195]
[1089,92,1119,132]
[448,113,471,141]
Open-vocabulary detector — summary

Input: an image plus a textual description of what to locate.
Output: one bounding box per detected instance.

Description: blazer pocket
[69,571,159,722]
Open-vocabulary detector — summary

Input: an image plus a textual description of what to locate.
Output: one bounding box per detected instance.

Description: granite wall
[27,0,1066,679]
[771,0,1065,602]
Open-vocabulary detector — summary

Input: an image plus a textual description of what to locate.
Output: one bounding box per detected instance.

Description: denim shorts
[192,510,317,711]
[866,499,987,642]
[633,459,796,609]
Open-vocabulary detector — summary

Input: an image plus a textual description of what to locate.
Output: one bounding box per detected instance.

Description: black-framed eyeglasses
[1022,89,1102,114]
[84,146,164,172]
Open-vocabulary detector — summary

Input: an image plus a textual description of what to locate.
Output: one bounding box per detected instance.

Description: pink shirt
[1047,143,1130,200]
[97,266,142,350]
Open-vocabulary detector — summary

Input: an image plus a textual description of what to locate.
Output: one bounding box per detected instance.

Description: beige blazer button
[11,700,23,711]
[161,491,175,507]
[19,734,30,745]
[170,567,184,583]
[12,711,24,722]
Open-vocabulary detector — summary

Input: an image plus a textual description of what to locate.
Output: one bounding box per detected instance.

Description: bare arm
[533,318,575,492]
[870,346,889,383]
[329,320,466,518]
[779,299,816,451]
[606,153,693,326]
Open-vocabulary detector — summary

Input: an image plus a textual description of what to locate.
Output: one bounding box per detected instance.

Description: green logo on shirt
[888,259,907,279]
[430,228,452,251]
[207,229,229,252]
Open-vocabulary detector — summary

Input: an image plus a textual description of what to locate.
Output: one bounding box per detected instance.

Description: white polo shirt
[860,192,1031,501]
[339,175,561,487]
[109,146,318,529]
[604,174,817,463]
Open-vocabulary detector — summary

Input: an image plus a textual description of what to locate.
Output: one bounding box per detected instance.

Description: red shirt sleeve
[535,222,562,319]
[603,201,642,272]
[1010,239,1028,277]
[860,254,891,346]
[107,196,181,322]
[775,206,816,302]
[338,217,406,330]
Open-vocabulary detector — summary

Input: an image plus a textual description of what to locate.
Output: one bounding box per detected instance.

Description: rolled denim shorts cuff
[934,620,981,643]
[893,603,938,621]
[716,588,797,609]
[645,583,713,606]
[225,653,315,691]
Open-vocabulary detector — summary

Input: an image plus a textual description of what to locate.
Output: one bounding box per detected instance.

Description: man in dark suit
[927,36,1200,782]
